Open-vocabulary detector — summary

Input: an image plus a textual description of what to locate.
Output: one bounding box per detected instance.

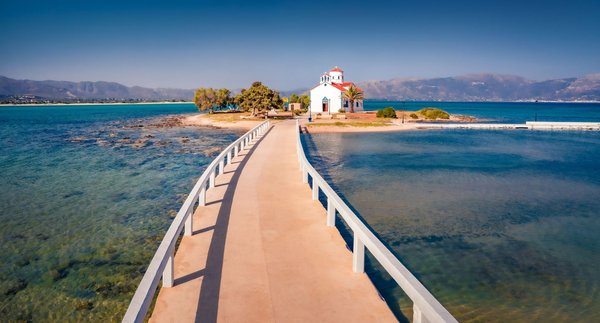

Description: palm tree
[342,84,364,113]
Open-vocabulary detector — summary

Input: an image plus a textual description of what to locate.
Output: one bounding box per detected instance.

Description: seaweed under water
[307,129,600,322]
[0,104,241,321]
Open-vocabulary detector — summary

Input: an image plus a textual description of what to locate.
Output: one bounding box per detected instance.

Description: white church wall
[309,84,342,114]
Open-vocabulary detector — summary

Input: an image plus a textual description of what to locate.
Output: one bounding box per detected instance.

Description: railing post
[219,158,225,175]
[302,165,308,183]
[234,145,239,157]
[312,178,319,200]
[227,150,232,165]
[199,186,206,206]
[209,170,215,188]
[327,198,335,227]
[413,304,425,323]
[353,233,365,273]
[163,252,174,288]
[184,209,193,236]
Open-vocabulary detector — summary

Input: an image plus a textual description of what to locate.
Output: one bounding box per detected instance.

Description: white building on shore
[309,67,363,114]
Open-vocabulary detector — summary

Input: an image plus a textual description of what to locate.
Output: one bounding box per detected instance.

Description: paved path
[150,120,397,323]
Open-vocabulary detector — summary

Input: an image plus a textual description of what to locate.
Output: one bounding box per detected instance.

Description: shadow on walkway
[193,126,273,323]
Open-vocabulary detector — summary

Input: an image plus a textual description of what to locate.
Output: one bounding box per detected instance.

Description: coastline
[0,101,194,107]
[3,100,599,108]
[302,111,480,133]
[176,110,482,133]
[369,99,600,104]
[179,113,264,131]
[304,122,422,133]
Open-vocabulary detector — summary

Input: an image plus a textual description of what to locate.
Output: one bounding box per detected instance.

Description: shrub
[409,113,419,119]
[338,108,346,113]
[376,107,397,118]
[418,107,450,120]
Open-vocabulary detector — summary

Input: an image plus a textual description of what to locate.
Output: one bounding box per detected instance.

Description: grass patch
[204,111,261,123]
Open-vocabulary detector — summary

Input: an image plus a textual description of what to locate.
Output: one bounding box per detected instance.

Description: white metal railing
[296,120,457,323]
[123,120,270,323]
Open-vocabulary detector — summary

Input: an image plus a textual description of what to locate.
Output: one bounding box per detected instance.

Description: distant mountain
[2,73,599,103]
[0,76,194,101]
[357,73,600,101]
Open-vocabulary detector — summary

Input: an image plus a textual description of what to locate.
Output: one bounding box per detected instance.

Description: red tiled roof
[330,83,348,91]
[330,82,362,92]
[310,80,363,93]
[330,66,344,72]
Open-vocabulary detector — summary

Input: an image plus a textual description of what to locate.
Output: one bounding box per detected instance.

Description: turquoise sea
[0,104,242,321]
[307,101,600,322]
[363,100,600,123]
[1,101,599,321]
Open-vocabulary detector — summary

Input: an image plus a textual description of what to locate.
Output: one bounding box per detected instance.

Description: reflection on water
[307,130,600,322]
[0,105,240,321]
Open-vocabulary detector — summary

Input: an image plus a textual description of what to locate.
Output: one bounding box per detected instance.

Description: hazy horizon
[2,72,600,92]
[1,0,599,89]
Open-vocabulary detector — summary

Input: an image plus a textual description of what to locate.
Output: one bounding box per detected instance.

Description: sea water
[364,100,600,123]
[306,127,600,322]
[0,104,241,321]
[2,101,599,321]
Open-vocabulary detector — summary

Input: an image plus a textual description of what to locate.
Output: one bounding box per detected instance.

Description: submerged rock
[131,139,148,148]
[2,278,28,296]
[69,136,93,142]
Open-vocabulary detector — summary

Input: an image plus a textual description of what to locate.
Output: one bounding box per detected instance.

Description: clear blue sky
[1,0,599,90]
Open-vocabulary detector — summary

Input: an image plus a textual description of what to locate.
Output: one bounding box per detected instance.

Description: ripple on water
[307,130,600,322]
[0,106,242,321]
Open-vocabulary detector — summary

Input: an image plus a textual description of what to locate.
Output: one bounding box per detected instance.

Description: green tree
[299,95,310,111]
[194,87,233,113]
[216,88,233,109]
[194,88,217,113]
[342,84,364,113]
[234,81,283,116]
[289,93,300,103]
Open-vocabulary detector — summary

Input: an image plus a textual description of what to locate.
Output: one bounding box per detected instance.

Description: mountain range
[357,73,600,101]
[0,76,194,101]
[1,73,599,102]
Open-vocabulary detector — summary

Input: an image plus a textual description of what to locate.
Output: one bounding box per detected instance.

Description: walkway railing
[295,120,457,323]
[123,120,270,323]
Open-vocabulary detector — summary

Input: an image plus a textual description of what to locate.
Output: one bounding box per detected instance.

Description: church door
[322,97,329,112]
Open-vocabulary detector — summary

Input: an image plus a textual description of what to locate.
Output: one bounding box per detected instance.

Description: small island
[303,107,478,133]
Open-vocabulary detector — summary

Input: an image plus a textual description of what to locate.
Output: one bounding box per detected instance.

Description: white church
[309,67,364,114]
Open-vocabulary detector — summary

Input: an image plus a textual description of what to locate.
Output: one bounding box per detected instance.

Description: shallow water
[0,104,241,321]
[306,129,600,322]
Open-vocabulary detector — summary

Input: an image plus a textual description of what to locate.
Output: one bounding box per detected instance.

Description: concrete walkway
[150,120,396,323]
